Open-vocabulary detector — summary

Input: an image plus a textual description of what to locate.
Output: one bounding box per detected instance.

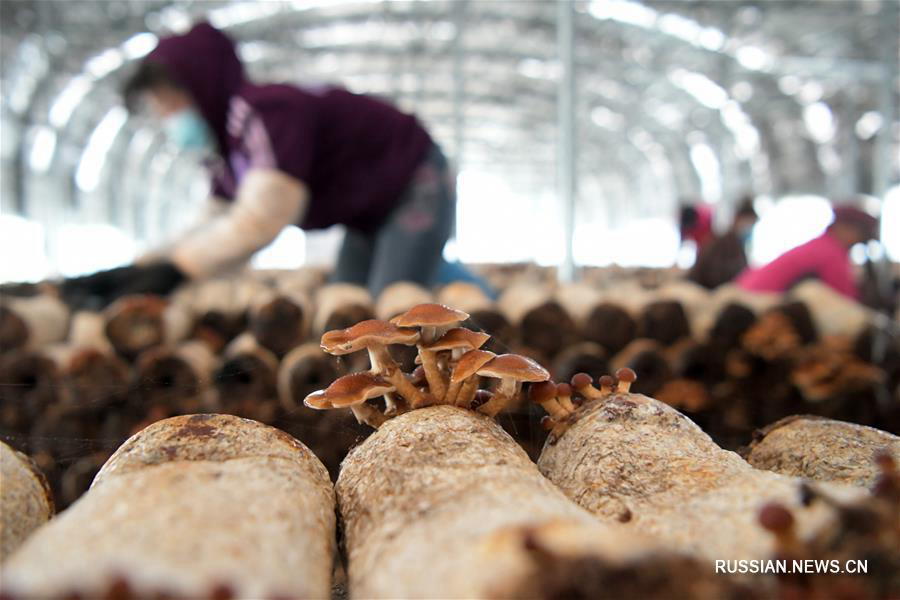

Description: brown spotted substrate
[336,405,739,599]
[1,414,335,599]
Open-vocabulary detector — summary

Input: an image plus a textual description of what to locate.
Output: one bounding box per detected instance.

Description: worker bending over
[736,205,879,301]
[61,22,481,308]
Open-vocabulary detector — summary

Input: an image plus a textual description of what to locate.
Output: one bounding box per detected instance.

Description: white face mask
[164,108,214,152]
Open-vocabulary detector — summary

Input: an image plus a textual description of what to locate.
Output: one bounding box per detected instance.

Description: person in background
[687,196,758,289]
[58,22,487,309]
[678,201,715,252]
[735,205,879,301]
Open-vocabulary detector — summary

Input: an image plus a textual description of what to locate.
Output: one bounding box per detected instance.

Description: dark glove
[59,262,186,310]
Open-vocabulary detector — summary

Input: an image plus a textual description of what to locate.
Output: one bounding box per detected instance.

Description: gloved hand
[58,262,186,310]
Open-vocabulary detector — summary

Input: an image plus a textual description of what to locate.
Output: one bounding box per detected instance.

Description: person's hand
[58,262,186,310]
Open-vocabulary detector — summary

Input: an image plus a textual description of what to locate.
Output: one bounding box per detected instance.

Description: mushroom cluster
[304,303,550,427]
[757,452,900,597]
[530,367,637,444]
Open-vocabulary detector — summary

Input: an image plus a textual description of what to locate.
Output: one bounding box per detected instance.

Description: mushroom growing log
[277,342,341,411]
[47,346,131,412]
[637,300,691,347]
[583,302,637,355]
[743,415,900,488]
[1,414,335,599]
[498,284,576,358]
[551,341,608,385]
[536,372,865,564]
[0,441,53,562]
[374,281,433,321]
[336,405,731,599]
[103,295,191,362]
[0,350,62,432]
[312,283,375,336]
[214,333,279,422]
[249,290,311,357]
[0,293,69,354]
[436,281,493,314]
[609,339,671,396]
[132,340,218,417]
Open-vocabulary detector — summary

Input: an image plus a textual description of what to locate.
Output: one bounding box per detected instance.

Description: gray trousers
[333,144,455,297]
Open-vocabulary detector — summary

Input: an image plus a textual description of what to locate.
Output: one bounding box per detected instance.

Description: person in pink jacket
[736,206,879,301]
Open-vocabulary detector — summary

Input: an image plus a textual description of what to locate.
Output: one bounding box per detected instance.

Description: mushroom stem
[571,373,603,400]
[350,403,387,428]
[367,344,429,414]
[547,419,572,444]
[530,382,568,420]
[444,380,463,406]
[456,376,480,408]
[369,345,430,408]
[598,375,615,396]
[555,383,576,413]
[538,398,567,420]
[615,368,637,393]
[417,346,447,400]
[421,325,439,344]
[478,379,518,417]
[758,502,803,559]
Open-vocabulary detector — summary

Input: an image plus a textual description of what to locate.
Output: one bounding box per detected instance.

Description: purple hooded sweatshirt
[146,23,433,232]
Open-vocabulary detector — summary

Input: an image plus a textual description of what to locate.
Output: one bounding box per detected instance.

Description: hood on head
[146,22,245,153]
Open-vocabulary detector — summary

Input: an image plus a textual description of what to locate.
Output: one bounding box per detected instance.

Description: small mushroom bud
[529,381,566,420]
[614,368,637,393]
[873,450,900,502]
[759,502,794,532]
[477,354,550,417]
[759,502,801,559]
[555,383,576,413]
[597,375,615,396]
[570,373,602,400]
[471,389,493,410]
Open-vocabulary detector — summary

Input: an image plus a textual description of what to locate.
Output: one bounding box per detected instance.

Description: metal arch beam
[7,0,856,227]
[31,3,768,194]
[242,27,774,195]
[385,83,705,202]
[558,0,577,282]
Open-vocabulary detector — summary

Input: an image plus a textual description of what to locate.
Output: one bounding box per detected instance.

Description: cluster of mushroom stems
[530,366,637,443]
[304,303,639,436]
[304,303,551,428]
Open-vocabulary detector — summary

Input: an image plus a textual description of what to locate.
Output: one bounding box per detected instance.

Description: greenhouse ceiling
[1,0,897,246]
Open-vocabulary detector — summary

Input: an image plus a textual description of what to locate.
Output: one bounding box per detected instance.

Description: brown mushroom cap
[391,303,469,328]
[529,380,558,404]
[304,390,334,410]
[477,354,551,383]
[598,375,615,390]
[320,319,419,355]
[571,372,594,390]
[758,502,794,532]
[450,349,497,383]
[304,372,395,409]
[615,367,637,386]
[424,327,490,352]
